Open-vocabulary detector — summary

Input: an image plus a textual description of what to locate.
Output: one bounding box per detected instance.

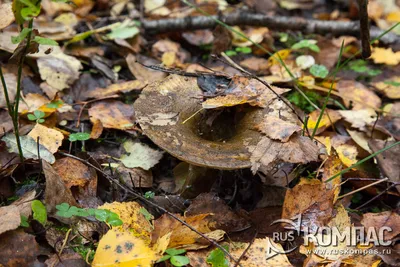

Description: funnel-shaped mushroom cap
[134,75,274,169]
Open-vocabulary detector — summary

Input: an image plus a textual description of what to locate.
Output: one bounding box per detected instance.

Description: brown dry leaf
[361,211,400,241]
[376,102,400,140]
[282,178,334,232]
[99,201,153,240]
[18,93,49,113]
[335,144,358,167]
[43,160,78,214]
[0,205,21,235]
[230,238,293,266]
[182,30,214,46]
[186,193,251,233]
[152,213,218,249]
[0,230,42,267]
[232,27,269,47]
[144,0,170,16]
[90,117,103,139]
[370,47,400,65]
[322,153,343,202]
[85,80,147,99]
[202,94,250,109]
[338,108,377,131]
[249,134,320,174]
[212,25,232,54]
[240,57,270,73]
[28,124,64,154]
[373,78,400,99]
[337,80,381,110]
[347,129,373,153]
[256,116,301,142]
[45,252,88,267]
[116,165,153,188]
[88,100,135,130]
[0,2,14,30]
[305,109,342,135]
[126,54,166,82]
[368,139,400,188]
[263,59,302,83]
[152,39,188,63]
[52,157,97,197]
[11,190,36,218]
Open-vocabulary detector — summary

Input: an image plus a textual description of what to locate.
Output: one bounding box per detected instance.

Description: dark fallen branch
[142,11,399,44]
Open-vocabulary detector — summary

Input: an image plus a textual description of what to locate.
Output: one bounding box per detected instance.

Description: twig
[58,228,72,256]
[337,178,389,199]
[357,0,371,58]
[356,182,399,210]
[57,152,241,266]
[141,12,399,44]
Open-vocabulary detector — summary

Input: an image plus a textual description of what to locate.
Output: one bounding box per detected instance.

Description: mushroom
[134,74,304,170]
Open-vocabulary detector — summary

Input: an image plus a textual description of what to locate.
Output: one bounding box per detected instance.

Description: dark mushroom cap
[134,74,270,169]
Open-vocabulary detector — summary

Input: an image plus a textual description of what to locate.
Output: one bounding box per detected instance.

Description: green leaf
[384,80,400,86]
[207,246,229,267]
[224,50,237,56]
[46,100,64,108]
[94,209,109,222]
[27,114,37,121]
[156,255,171,263]
[33,36,58,46]
[106,213,123,227]
[310,64,328,78]
[166,248,186,256]
[107,26,139,40]
[144,191,155,199]
[66,30,94,45]
[366,69,382,76]
[287,91,321,113]
[69,132,90,142]
[291,39,320,52]
[33,110,45,119]
[11,28,32,44]
[31,200,47,225]
[139,207,154,222]
[235,47,252,54]
[56,203,70,212]
[20,215,30,227]
[170,255,190,267]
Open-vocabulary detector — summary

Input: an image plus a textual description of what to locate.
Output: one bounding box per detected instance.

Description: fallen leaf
[305,109,342,135]
[232,27,269,47]
[18,93,50,113]
[88,100,135,130]
[126,54,166,82]
[338,108,377,131]
[116,165,153,188]
[28,123,64,154]
[144,0,170,16]
[85,80,147,99]
[0,230,41,267]
[321,153,342,202]
[361,211,400,241]
[186,193,250,233]
[92,228,158,267]
[53,157,98,197]
[370,47,400,65]
[182,30,214,46]
[120,140,164,170]
[0,2,14,30]
[335,144,358,167]
[99,201,153,240]
[90,117,103,139]
[337,80,381,110]
[347,129,373,153]
[240,57,270,73]
[282,178,334,232]
[230,238,293,266]
[373,78,400,99]
[376,102,400,140]
[0,205,21,235]
[0,72,17,109]
[255,116,301,142]
[43,160,78,214]
[368,139,400,188]
[296,55,315,70]
[2,133,55,163]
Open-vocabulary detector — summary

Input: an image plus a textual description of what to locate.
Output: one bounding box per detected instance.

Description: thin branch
[357,0,371,58]
[142,12,400,44]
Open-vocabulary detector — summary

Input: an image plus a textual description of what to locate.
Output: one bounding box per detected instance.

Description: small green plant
[20,215,29,227]
[347,60,382,77]
[55,203,123,227]
[144,191,155,199]
[310,64,329,78]
[27,110,45,123]
[157,248,190,267]
[291,39,320,52]
[224,46,252,56]
[207,246,229,267]
[31,200,47,225]
[139,207,154,222]
[287,91,321,113]
[69,132,91,142]
[46,100,64,109]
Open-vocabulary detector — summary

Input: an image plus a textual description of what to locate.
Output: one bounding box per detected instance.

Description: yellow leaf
[28,124,64,154]
[386,11,400,22]
[373,78,400,99]
[92,228,157,267]
[162,51,177,67]
[335,144,358,167]
[304,109,342,135]
[370,47,400,65]
[99,201,153,241]
[202,95,249,109]
[268,49,291,65]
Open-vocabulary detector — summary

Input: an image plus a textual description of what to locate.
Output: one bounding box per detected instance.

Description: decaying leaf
[361,211,400,241]
[126,54,166,82]
[337,80,381,110]
[305,109,342,135]
[0,205,21,235]
[88,100,135,130]
[373,78,400,99]
[120,140,164,170]
[339,108,377,131]
[2,134,55,163]
[116,165,153,188]
[0,2,14,30]
[370,47,400,65]
[335,144,358,167]
[28,123,64,154]
[0,72,17,109]
[282,178,335,232]
[85,80,148,99]
[255,116,301,142]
